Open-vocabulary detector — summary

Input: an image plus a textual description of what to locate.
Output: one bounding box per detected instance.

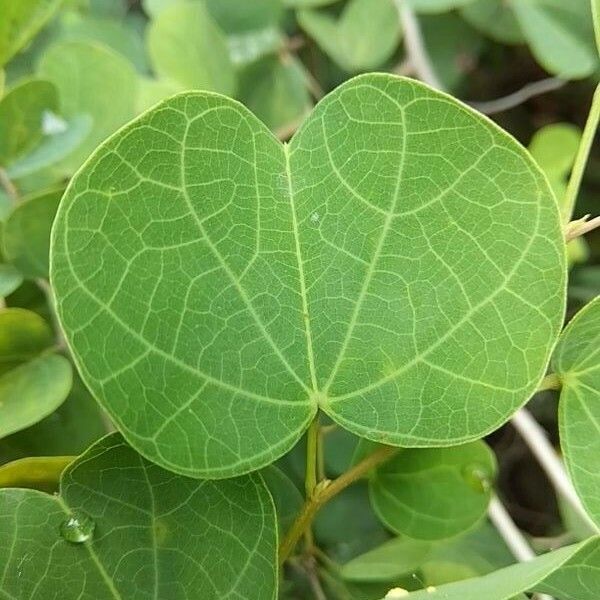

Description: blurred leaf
[228,27,282,66]
[0,433,278,599]
[460,0,525,44]
[6,114,93,181]
[298,0,402,72]
[2,188,62,278]
[205,0,284,33]
[239,54,311,132]
[136,76,185,113]
[0,307,54,374]
[0,455,73,492]
[569,266,600,304]
[262,465,304,536]
[284,0,339,6]
[87,0,127,18]
[0,353,72,439]
[340,537,432,582]
[0,78,58,166]
[369,443,496,541]
[0,69,4,97]
[399,537,600,599]
[37,41,138,174]
[409,0,477,12]
[593,0,600,57]
[0,264,23,298]
[509,0,598,79]
[0,0,62,67]
[553,297,600,528]
[147,2,236,95]
[0,374,106,463]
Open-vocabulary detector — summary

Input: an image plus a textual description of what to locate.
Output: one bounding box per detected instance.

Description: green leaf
[0,433,278,599]
[0,307,54,374]
[205,0,284,33]
[593,0,600,57]
[0,455,73,492]
[509,0,598,79]
[285,0,338,6]
[553,296,600,528]
[147,2,236,96]
[460,0,525,44]
[262,464,304,536]
[396,536,600,599]
[2,188,62,278]
[409,0,477,13]
[369,443,496,540]
[298,0,402,72]
[0,353,72,439]
[37,41,138,174]
[238,55,312,132]
[51,74,565,479]
[136,76,185,113]
[0,264,23,298]
[340,537,432,582]
[0,0,62,67]
[0,78,58,166]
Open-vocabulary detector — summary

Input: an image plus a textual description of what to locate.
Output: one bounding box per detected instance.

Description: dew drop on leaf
[461,463,493,494]
[59,511,95,543]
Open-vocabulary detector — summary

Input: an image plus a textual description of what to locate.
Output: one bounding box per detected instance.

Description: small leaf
[0,0,62,67]
[369,443,496,540]
[37,41,138,174]
[51,75,565,478]
[460,0,525,44]
[0,353,72,439]
[0,264,23,298]
[147,2,236,95]
[0,78,58,166]
[0,455,73,492]
[2,188,62,278]
[262,464,304,536]
[340,537,432,582]
[553,296,600,528]
[205,0,284,33]
[409,0,477,12]
[298,0,402,72]
[398,537,600,599]
[0,433,278,599]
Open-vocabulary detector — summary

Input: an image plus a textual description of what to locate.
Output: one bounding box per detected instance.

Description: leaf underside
[51,74,565,478]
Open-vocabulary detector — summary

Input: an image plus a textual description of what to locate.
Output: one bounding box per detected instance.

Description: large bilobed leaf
[0,433,278,599]
[396,537,600,599]
[147,2,235,96]
[298,0,402,72]
[509,0,598,79]
[37,41,138,174]
[51,74,565,479]
[0,0,62,67]
[0,78,58,166]
[460,0,524,44]
[369,442,496,540]
[2,188,62,278]
[553,297,600,528]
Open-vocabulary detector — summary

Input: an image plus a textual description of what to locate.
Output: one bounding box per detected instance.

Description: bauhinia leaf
[369,442,496,540]
[51,74,565,478]
[553,296,600,528]
[0,433,278,599]
[396,536,600,599]
[0,455,73,492]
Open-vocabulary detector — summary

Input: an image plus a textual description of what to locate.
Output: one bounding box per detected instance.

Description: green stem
[563,83,600,223]
[305,417,319,499]
[537,373,561,392]
[279,444,398,565]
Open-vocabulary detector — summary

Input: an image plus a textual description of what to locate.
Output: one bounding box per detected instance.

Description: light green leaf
[0,353,72,439]
[136,77,185,113]
[0,69,4,97]
[51,74,565,479]
[262,465,303,536]
[340,537,432,582]
[0,78,58,166]
[0,455,73,492]
[409,0,477,13]
[553,296,600,528]
[147,2,236,95]
[0,0,62,67]
[593,0,600,57]
[0,264,23,298]
[0,307,54,374]
[228,27,282,66]
[397,536,600,599]
[0,433,278,599]
[298,0,402,72]
[284,0,338,6]
[460,0,525,44]
[370,443,496,540]
[238,55,312,132]
[205,0,283,33]
[37,41,138,174]
[2,188,62,278]
[509,0,598,79]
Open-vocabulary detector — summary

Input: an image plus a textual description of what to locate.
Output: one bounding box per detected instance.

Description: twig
[394,0,445,90]
[469,77,566,115]
[565,214,600,241]
[488,495,554,600]
[511,408,599,533]
[0,167,18,202]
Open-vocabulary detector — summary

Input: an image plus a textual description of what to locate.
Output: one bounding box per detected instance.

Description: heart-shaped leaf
[0,433,278,599]
[51,74,565,478]
[553,296,600,528]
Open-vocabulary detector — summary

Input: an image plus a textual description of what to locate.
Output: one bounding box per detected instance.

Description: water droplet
[60,511,95,543]
[462,463,492,494]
